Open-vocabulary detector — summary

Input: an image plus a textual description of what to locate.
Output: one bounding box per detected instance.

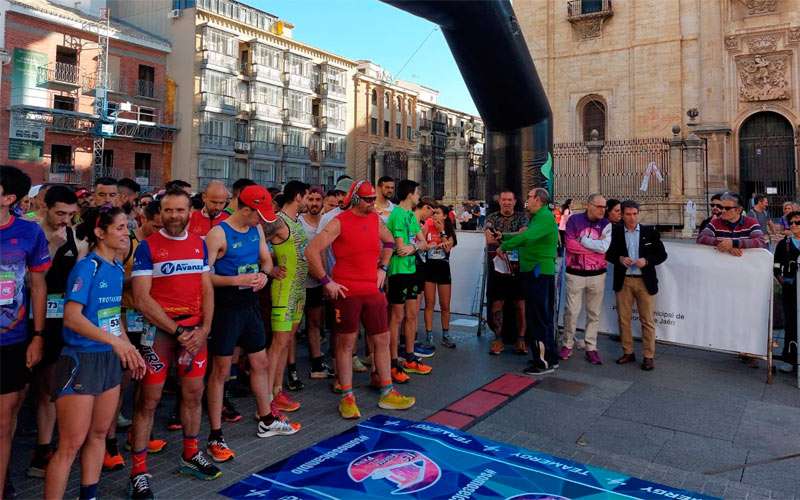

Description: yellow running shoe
[339,394,361,419]
[378,390,416,410]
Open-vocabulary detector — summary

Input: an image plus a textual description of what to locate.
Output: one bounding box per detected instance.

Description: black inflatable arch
[381,0,553,203]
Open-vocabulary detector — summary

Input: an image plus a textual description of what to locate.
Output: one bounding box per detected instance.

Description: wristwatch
[174,325,186,337]
[378,264,389,272]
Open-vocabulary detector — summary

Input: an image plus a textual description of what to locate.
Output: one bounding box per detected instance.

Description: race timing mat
[219,414,716,500]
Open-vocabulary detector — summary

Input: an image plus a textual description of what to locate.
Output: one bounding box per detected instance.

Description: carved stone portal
[737,53,790,101]
[744,0,778,15]
[725,36,739,51]
[789,27,800,44]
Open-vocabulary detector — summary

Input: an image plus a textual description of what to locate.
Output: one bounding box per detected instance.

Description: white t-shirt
[376,200,396,224]
[479,206,486,217]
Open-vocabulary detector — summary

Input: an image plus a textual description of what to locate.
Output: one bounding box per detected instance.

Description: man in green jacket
[498,188,559,375]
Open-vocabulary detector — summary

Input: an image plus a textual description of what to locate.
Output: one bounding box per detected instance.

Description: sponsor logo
[348,449,441,495]
[158,260,205,276]
[98,280,108,289]
[72,277,83,292]
[507,495,570,500]
[195,359,206,369]
[140,346,165,373]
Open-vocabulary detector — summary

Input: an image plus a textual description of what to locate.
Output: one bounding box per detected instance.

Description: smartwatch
[174,325,186,337]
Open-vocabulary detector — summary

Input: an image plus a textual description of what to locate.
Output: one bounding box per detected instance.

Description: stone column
[683,132,704,199]
[669,125,684,200]
[444,150,457,203]
[586,129,604,194]
[407,150,422,183]
[455,151,470,202]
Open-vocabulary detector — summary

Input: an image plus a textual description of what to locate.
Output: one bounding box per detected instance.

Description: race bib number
[428,247,446,260]
[508,250,520,262]
[98,306,122,337]
[46,294,65,319]
[0,271,16,306]
[237,263,259,290]
[126,309,144,332]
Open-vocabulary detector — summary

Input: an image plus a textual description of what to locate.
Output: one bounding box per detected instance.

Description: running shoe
[523,360,554,376]
[128,473,154,500]
[257,418,301,438]
[330,381,344,394]
[352,355,368,373]
[179,452,222,481]
[403,359,432,375]
[206,438,235,463]
[222,397,242,423]
[339,394,361,420]
[166,413,183,431]
[273,391,301,412]
[117,414,133,429]
[378,390,416,410]
[102,450,125,472]
[413,342,435,358]
[286,368,304,392]
[361,354,373,366]
[585,350,603,365]
[559,346,573,360]
[489,339,504,355]
[441,334,456,349]
[391,366,410,384]
[27,449,53,478]
[514,339,528,355]
[310,359,334,379]
[124,437,168,454]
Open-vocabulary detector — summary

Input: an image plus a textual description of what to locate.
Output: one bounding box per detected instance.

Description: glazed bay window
[198,155,230,187]
[283,164,304,183]
[200,27,238,72]
[284,127,309,159]
[251,43,282,82]
[250,121,281,155]
[201,70,236,109]
[199,113,233,150]
[285,53,312,90]
[251,82,282,120]
[287,90,312,125]
[325,66,346,97]
[323,134,346,163]
[249,159,276,185]
[324,100,346,131]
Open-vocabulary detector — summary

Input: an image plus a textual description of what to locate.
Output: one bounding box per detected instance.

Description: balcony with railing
[81,74,124,96]
[200,50,239,73]
[199,134,234,151]
[38,62,81,91]
[50,114,95,134]
[48,163,82,184]
[246,63,282,84]
[317,81,346,99]
[321,149,345,165]
[250,140,281,157]
[250,102,282,121]
[199,92,237,114]
[284,72,313,92]
[283,144,309,159]
[316,115,346,132]
[568,0,613,19]
[419,119,432,131]
[135,79,160,100]
[432,120,447,134]
[308,147,321,163]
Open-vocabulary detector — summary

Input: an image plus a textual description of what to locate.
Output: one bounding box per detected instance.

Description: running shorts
[52,349,122,399]
[387,274,421,305]
[139,329,208,385]
[305,285,324,309]
[41,318,65,365]
[332,293,389,336]
[209,302,266,356]
[0,341,31,394]
[271,274,305,332]
[424,259,452,285]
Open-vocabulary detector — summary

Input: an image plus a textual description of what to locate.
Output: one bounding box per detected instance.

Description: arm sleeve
[696,225,718,246]
[130,241,153,277]
[579,223,612,253]
[501,215,551,250]
[737,226,768,249]
[564,216,592,255]
[65,259,92,306]
[28,225,52,272]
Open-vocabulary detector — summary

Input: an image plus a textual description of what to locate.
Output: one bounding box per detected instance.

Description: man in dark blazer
[605,200,668,370]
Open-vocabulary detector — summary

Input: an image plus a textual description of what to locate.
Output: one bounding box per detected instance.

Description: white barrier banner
[558,242,773,356]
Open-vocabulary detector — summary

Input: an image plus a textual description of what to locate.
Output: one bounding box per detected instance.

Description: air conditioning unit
[168,9,181,19]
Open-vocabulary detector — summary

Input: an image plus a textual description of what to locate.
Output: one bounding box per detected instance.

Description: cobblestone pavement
[9,314,800,499]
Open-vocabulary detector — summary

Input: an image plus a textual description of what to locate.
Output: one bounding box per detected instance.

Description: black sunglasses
[720,206,739,211]
[790,221,800,226]
[710,204,723,209]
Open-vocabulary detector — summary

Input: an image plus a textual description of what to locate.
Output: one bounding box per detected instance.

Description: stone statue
[682,199,697,238]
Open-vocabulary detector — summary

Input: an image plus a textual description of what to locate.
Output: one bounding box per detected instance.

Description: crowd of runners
[0,166,466,499]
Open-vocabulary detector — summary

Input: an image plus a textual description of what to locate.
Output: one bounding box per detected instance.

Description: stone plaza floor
[8,314,800,499]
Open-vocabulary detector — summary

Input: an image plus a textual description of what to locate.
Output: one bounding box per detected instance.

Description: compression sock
[79,483,98,500]
[208,428,223,442]
[130,449,148,476]
[182,435,199,460]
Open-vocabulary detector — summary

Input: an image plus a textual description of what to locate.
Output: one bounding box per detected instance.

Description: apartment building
[0,0,175,187]
[109,0,356,190]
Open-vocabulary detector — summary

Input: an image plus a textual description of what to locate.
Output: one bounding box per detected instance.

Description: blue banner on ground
[220,415,716,500]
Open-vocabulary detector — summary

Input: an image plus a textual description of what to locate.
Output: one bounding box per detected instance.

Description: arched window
[581,98,606,141]
[371,89,377,105]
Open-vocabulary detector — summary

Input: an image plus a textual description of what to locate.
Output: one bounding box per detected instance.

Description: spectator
[697,192,767,255]
[606,200,668,371]
[558,199,572,251]
[118,178,141,231]
[771,201,796,237]
[773,210,800,374]
[698,193,723,233]
[748,194,771,242]
[375,176,396,223]
[561,193,612,365]
[499,188,559,375]
[478,202,486,229]
[605,198,622,225]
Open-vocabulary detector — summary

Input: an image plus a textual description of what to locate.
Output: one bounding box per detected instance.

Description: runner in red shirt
[305,181,415,419]
[187,180,229,238]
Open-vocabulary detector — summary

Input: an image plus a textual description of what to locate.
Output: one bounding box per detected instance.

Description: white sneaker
[117,414,132,428]
[352,355,368,373]
[256,418,300,438]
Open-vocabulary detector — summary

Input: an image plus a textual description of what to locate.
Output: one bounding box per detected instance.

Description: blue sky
[250,0,479,115]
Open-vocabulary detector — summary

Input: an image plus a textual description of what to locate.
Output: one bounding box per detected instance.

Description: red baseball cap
[239,185,277,223]
[343,180,376,207]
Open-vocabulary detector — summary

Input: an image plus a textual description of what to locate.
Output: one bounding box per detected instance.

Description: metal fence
[600,137,670,201]
[553,141,589,201]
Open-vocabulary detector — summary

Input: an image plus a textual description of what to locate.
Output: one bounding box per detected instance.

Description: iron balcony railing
[48,164,82,184]
[568,0,613,19]
[321,149,345,164]
[38,62,80,87]
[250,141,281,156]
[135,79,157,99]
[284,145,309,159]
[199,134,234,150]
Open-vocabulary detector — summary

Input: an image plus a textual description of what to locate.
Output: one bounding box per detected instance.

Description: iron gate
[739,112,797,218]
